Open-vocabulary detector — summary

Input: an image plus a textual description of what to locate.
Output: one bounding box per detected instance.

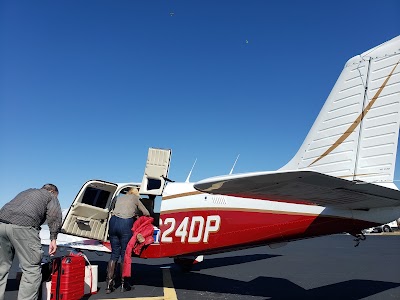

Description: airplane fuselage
[140,182,400,258]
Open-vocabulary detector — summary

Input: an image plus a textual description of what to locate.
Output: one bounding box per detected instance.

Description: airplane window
[81,187,110,209]
[147,179,161,190]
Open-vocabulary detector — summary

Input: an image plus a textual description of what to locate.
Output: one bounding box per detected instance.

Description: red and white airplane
[56,35,400,268]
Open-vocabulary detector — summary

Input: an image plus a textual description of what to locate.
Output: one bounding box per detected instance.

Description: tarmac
[4,233,400,300]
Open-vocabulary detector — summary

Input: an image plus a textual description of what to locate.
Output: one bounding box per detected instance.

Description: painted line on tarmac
[162,268,178,300]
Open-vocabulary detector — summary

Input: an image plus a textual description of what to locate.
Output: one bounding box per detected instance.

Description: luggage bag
[50,255,85,300]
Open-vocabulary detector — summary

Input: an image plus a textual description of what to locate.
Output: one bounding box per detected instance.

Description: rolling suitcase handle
[50,258,62,300]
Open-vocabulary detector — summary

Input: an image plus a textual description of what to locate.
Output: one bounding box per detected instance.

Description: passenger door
[61,180,130,241]
[139,148,172,196]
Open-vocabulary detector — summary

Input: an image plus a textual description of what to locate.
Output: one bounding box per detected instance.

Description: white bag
[84,265,98,294]
[41,281,51,300]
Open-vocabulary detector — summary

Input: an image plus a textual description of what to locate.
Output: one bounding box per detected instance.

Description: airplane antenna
[185,158,197,183]
[229,154,240,175]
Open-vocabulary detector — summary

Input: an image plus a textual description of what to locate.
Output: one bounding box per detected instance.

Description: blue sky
[1,0,399,210]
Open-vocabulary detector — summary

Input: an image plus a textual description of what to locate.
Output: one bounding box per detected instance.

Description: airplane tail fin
[281,36,400,186]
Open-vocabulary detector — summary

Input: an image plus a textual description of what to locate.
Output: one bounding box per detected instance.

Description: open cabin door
[139,148,172,196]
[61,180,138,241]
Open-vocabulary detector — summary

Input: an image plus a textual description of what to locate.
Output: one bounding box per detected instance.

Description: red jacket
[123,216,154,277]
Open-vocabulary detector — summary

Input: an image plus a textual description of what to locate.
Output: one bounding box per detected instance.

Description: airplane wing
[40,225,111,253]
[193,170,400,210]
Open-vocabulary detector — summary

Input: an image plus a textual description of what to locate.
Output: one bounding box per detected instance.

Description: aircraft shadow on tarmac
[181,253,281,271]
[96,253,398,299]
[6,252,400,299]
[90,253,279,282]
[165,273,400,300]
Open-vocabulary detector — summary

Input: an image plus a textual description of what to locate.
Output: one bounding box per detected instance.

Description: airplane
[57,35,400,270]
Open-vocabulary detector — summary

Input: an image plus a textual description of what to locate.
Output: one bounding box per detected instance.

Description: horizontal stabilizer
[194,170,400,210]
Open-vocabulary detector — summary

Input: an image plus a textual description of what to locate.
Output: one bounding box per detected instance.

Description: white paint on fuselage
[161,182,400,226]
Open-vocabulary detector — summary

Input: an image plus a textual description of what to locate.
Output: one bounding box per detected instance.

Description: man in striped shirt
[0,184,62,300]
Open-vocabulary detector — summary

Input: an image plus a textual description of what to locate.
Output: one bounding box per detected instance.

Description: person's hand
[49,239,57,256]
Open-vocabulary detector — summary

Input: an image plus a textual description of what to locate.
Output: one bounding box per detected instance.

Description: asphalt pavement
[4,234,400,299]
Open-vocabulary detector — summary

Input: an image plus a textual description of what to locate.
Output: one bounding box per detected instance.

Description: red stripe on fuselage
[140,209,376,258]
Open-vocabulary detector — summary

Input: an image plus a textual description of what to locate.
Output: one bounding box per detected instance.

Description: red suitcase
[50,255,85,300]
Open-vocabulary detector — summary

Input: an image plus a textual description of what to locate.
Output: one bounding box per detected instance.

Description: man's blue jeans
[109,216,134,262]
